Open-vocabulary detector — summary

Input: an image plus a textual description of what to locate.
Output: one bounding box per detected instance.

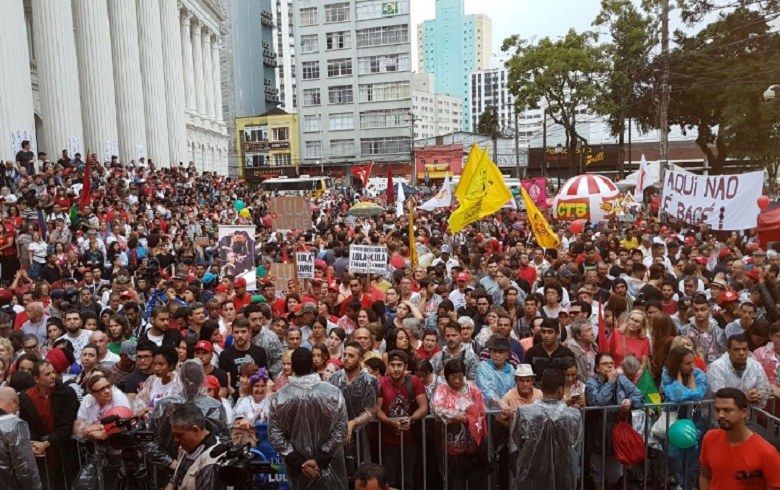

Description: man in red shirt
[231,277,252,312]
[699,387,780,489]
[516,252,537,289]
[339,276,374,316]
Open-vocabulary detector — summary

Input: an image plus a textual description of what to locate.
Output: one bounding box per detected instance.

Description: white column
[136,0,169,164]
[159,0,186,164]
[211,36,223,123]
[192,21,206,116]
[72,0,118,161]
[0,0,36,160]
[107,0,146,163]
[202,27,215,120]
[32,0,83,155]
[180,11,196,112]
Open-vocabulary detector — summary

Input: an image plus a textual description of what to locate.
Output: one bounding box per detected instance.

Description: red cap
[718,248,733,259]
[719,290,739,305]
[0,289,13,301]
[233,277,247,288]
[215,284,229,293]
[327,283,339,292]
[747,269,760,281]
[204,375,220,391]
[457,272,470,282]
[194,340,213,352]
[694,256,708,265]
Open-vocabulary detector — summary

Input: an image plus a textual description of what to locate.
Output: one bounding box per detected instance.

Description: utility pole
[514,108,521,179]
[408,112,418,186]
[659,0,670,220]
[541,108,547,178]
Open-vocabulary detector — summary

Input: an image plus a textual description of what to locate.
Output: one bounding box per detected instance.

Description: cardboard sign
[269,263,296,292]
[348,245,388,275]
[268,196,312,231]
[296,252,314,280]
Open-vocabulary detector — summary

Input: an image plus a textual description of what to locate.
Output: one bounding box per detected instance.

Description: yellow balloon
[239,208,251,218]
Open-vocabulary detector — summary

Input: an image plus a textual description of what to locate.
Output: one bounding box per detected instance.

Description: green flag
[636,369,661,405]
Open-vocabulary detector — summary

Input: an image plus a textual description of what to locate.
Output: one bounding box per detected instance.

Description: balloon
[239,208,251,218]
[569,219,587,234]
[757,195,770,211]
[233,199,245,211]
[668,419,699,449]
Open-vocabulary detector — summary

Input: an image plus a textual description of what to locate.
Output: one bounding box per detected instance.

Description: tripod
[114,448,153,490]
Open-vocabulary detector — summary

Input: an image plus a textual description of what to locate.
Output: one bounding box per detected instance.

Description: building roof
[258,107,288,117]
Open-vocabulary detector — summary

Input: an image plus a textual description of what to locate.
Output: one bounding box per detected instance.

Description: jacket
[0,412,41,490]
[18,382,79,447]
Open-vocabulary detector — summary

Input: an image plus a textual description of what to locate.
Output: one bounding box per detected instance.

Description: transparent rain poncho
[268,373,348,489]
[150,360,229,458]
[0,412,41,489]
[510,399,582,490]
[327,369,378,474]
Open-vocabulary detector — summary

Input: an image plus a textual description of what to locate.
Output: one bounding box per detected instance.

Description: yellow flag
[408,205,418,267]
[448,148,512,233]
[520,186,560,249]
[455,145,484,200]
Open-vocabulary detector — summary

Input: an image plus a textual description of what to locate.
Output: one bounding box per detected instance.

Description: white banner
[419,174,453,211]
[217,225,257,291]
[661,170,763,230]
[295,251,314,280]
[348,245,388,276]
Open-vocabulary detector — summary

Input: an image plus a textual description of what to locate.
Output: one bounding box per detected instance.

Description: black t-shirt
[218,344,268,391]
[122,369,152,394]
[15,150,34,174]
[204,366,229,388]
[524,343,575,378]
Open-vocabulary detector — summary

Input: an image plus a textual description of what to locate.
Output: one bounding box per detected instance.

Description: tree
[503,30,608,175]
[593,0,656,178]
[476,105,501,162]
[665,7,780,173]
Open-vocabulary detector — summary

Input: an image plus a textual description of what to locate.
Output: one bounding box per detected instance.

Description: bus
[259,175,333,196]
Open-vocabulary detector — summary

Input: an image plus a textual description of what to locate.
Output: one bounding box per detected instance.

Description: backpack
[612,418,645,466]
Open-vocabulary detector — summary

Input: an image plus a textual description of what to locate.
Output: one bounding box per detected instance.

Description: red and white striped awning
[558,174,620,198]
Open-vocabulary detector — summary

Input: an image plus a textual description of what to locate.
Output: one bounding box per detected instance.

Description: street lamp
[555,143,563,190]
[764,85,780,102]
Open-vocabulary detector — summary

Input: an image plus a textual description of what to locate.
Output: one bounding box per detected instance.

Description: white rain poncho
[0,412,41,489]
[269,373,348,489]
[707,353,771,407]
[510,399,582,490]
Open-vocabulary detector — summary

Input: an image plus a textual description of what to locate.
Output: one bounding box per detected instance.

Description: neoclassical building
[0,0,229,174]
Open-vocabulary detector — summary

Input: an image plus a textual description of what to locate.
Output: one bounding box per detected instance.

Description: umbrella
[348,201,385,217]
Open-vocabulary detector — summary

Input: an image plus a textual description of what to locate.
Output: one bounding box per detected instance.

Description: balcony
[265,87,281,103]
[260,10,274,28]
[262,49,278,67]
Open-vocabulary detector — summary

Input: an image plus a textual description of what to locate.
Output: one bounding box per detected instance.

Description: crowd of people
[0,145,779,489]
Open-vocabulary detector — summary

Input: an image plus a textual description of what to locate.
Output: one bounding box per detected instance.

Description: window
[327,58,352,78]
[360,110,407,129]
[324,3,350,23]
[359,81,410,103]
[331,139,355,157]
[299,35,318,54]
[303,114,322,132]
[274,153,291,166]
[356,25,409,48]
[303,88,321,106]
[305,141,322,158]
[302,61,319,80]
[329,113,355,131]
[360,137,410,155]
[299,7,317,26]
[357,53,410,74]
[326,31,351,50]
[328,85,353,105]
[247,154,268,167]
[244,127,268,142]
[272,127,289,141]
[356,0,409,20]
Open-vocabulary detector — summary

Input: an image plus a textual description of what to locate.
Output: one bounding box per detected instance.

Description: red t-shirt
[232,292,252,313]
[378,375,425,446]
[699,430,780,489]
[338,294,374,316]
[607,329,650,367]
[517,266,537,287]
[660,300,678,316]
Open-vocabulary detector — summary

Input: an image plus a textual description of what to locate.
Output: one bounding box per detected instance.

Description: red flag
[386,166,394,205]
[79,155,92,209]
[597,302,609,353]
[350,164,371,188]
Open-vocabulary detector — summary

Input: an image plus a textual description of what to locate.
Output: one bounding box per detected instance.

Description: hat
[45,348,70,374]
[746,269,760,281]
[201,272,217,284]
[514,364,535,378]
[718,248,734,259]
[215,284,229,293]
[694,256,708,266]
[119,290,133,300]
[485,335,510,351]
[441,244,451,254]
[194,340,213,353]
[719,290,739,305]
[0,289,13,301]
[120,340,137,361]
[327,283,339,292]
[710,278,729,290]
[204,375,220,392]
[457,272,470,282]
[558,268,574,278]
[577,286,593,296]
[50,289,65,300]
[233,277,247,288]
[251,294,266,303]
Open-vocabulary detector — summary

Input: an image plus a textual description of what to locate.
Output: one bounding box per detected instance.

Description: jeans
[668,444,699,490]
[383,445,417,490]
[29,260,44,280]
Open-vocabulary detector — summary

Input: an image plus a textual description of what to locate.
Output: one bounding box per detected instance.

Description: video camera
[99,414,156,451]
[213,443,276,488]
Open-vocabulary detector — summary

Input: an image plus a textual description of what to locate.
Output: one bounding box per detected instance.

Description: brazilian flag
[636,369,661,405]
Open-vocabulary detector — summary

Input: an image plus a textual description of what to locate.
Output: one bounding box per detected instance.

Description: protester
[0,386,41,489]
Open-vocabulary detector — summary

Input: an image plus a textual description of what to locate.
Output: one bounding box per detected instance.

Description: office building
[292,0,414,168]
[470,67,516,134]
[418,0,492,130]
[412,73,462,140]
[274,0,297,111]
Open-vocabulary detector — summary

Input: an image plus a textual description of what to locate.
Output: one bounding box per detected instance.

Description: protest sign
[661,170,763,230]
[348,245,388,275]
[218,225,256,291]
[295,252,314,279]
[268,196,312,231]
[269,263,296,291]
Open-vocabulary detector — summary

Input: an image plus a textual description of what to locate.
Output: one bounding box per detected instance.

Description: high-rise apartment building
[470,67,516,133]
[274,0,297,111]
[412,73,462,140]
[292,0,413,166]
[418,0,491,131]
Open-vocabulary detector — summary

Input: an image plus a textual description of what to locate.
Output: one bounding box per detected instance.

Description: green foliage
[476,105,501,140]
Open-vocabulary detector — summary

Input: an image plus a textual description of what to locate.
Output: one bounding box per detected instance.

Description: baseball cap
[710,278,729,290]
[514,364,534,378]
[194,340,213,353]
[120,340,137,361]
[719,290,739,305]
[457,272,470,282]
[204,375,220,391]
[0,289,13,301]
[215,284,229,293]
[718,248,733,259]
[234,277,247,288]
[441,244,451,254]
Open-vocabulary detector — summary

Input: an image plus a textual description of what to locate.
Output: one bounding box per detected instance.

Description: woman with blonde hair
[606,309,650,370]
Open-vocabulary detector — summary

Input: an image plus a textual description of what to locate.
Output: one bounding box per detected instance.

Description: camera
[101,415,157,451]
[214,443,277,488]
